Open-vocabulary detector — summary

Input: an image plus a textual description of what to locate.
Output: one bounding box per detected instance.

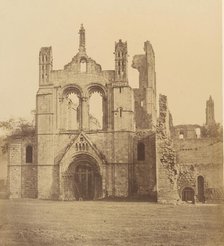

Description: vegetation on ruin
[0,118,35,154]
[201,123,223,141]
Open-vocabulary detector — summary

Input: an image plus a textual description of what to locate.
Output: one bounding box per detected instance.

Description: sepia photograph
[0,0,223,245]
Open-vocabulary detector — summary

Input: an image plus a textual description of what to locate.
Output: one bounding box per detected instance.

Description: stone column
[59,173,65,200]
[102,97,107,130]
[102,165,107,198]
[59,98,67,130]
[81,97,89,130]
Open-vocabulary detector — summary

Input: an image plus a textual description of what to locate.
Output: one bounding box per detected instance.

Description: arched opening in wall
[74,164,97,200]
[197,176,205,203]
[89,92,103,130]
[129,65,139,88]
[26,145,33,163]
[137,142,145,161]
[80,59,87,73]
[64,157,102,201]
[179,130,184,139]
[63,91,80,130]
[182,187,195,203]
[195,128,201,139]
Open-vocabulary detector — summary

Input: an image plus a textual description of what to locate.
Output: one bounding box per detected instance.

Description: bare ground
[0,199,223,246]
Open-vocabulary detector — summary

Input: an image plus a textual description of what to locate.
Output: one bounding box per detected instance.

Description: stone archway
[60,85,83,131]
[60,154,103,200]
[182,187,195,203]
[86,83,108,130]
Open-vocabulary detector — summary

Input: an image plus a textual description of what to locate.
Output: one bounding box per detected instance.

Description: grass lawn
[0,199,223,246]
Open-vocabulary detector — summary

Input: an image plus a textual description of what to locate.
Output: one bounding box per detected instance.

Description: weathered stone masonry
[8,136,37,199]
[8,25,158,201]
[8,25,223,203]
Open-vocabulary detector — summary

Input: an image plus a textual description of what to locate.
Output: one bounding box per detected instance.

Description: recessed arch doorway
[182,187,195,203]
[65,156,102,200]
[74,163,102,200]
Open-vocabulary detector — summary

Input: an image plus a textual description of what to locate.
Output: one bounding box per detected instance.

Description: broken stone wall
[172,125,201,139]
[134,89,153,129]
[156,94,179,203]
[174,138,223,201]
[132,41,157,130]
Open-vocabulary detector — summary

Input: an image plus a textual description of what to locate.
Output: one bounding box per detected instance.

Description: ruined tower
[7,25,224,205]
[114,40,128,83]
[112,40,134,131]
[206,96,215,126]
[132,41,157,130]
[39,47,53,85]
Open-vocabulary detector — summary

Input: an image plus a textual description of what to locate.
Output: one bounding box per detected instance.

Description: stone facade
[8,136,37,198]
[8,25,223,203]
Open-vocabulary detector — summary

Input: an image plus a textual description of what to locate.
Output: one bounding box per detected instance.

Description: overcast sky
[0,0,222,125]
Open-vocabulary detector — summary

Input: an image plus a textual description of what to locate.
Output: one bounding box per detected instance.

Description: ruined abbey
[7,25,223,203]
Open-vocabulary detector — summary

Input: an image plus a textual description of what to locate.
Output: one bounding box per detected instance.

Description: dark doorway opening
[137,142,145,161]
[197,176,205,203]
[74,163,102,200]
[75,164,94,200]
[182,187,195,203]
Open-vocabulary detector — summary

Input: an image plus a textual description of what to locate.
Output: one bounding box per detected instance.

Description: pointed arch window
[89,91,103,130]
[26,145,33,163]
[179,130,184,139]
[137,142,145,161]
[80,58,87,73]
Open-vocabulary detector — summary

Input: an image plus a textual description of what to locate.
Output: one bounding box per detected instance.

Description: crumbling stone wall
[174,138,223,202]
[132,41,157,130]
[172,124,201,139]
[156,95,179,203]
[134,89,153,129]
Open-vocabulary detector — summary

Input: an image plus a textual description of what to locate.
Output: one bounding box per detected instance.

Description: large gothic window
[66,92,80,130]
[61,88,81,131]
[26,145,33,163]
[80,59,87,73]
[137,142,145,161]
[89,92,103,130]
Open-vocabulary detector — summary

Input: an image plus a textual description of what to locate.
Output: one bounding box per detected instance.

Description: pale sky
[0,0,222,125]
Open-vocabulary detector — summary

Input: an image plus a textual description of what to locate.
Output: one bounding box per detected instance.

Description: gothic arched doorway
[182,187,195,203]
[74,163,102,200]
[65,156,102,200]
